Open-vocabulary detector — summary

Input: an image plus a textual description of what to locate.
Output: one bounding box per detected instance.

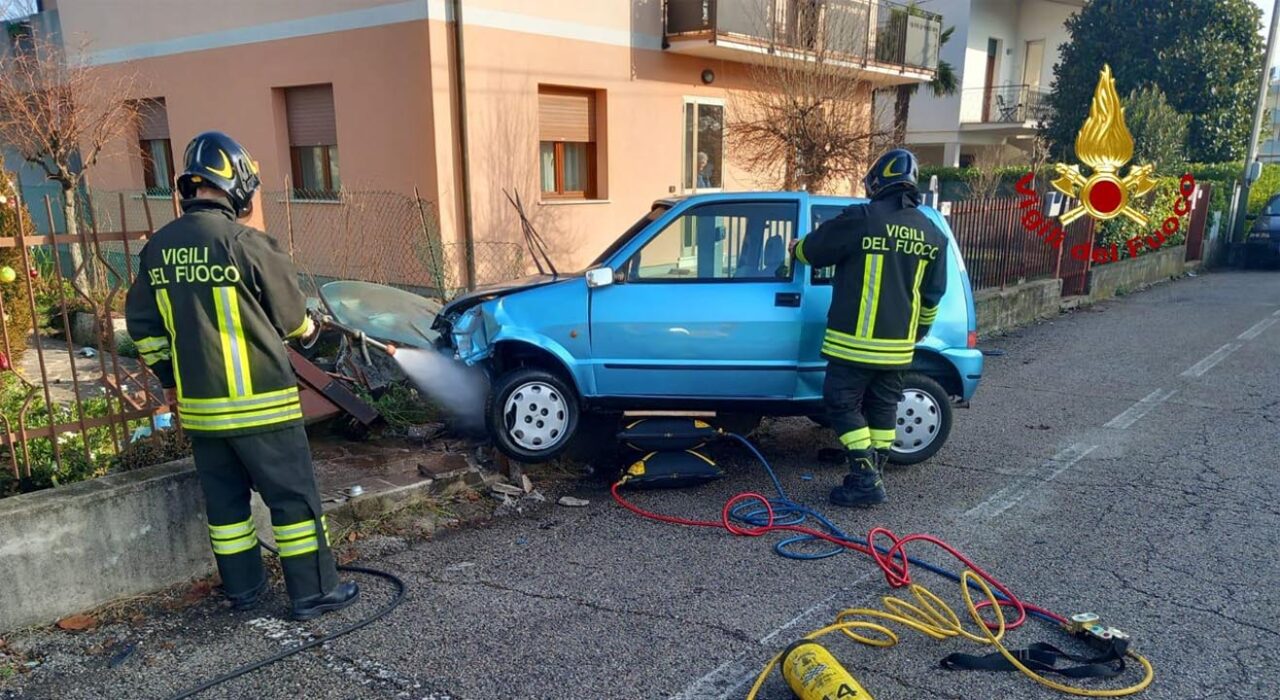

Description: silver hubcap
[894,389,940,454]
[503,382,568,451]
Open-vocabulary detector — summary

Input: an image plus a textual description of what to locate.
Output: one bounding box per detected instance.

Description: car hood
[439,274,562,319]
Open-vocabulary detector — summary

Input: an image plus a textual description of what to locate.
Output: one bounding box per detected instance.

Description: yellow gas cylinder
[780,640,875,700]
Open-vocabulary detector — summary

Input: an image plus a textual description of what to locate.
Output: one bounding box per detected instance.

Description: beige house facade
[30,0,940,279]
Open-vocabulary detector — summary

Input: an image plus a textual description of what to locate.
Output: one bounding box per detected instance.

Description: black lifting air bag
[620,450,724,489]
[618,417,719,452]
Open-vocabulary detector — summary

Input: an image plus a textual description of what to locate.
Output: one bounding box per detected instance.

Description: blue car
[434,192,983,465]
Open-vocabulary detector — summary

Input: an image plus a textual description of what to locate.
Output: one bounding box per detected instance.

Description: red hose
[610,482,1068,628]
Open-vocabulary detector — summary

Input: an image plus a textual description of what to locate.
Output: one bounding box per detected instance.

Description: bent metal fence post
[0,190,167,486]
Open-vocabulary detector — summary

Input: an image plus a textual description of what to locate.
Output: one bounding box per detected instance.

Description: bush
[359,381,439,430]
[918,165,1046,201]
[1095,177,1189,251]
[0,173,38,359]
[111,428,191,472]
[1125,86,1191,175]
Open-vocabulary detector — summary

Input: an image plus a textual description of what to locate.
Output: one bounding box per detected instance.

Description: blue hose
[723,433,1059,624]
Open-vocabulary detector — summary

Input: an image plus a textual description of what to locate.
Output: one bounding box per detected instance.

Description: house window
[682,98,724,192]
[285,84,340,199]
[538,87,598,199]
[135,98,173,196]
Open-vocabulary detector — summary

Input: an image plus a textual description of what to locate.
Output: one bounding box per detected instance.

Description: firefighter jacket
[125,198,314,436]
[794,188,948,369]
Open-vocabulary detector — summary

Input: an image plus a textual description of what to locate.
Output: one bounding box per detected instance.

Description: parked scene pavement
[4,270,1279,700]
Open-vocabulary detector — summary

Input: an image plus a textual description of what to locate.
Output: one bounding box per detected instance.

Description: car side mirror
[585,267,615,289]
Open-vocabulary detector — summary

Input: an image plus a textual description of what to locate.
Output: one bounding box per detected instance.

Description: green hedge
[920,161,1280,218]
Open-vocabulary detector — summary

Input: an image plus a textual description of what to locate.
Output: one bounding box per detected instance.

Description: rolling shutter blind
[285,84,337,146]
[137,99,169,140]
[538,88,595,143]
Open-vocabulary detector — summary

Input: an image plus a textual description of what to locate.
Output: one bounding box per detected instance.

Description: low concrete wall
[975,277,1062,336]
[1088,245,1188,300]
[0,460,214,632]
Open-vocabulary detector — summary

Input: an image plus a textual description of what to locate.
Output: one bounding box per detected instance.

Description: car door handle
[775,292,801,307]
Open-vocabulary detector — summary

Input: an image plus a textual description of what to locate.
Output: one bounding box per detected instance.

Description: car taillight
[967,330,977,349]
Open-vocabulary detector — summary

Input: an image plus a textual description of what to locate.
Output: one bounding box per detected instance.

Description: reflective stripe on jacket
[795,189,948,369]
[125,198,312,436]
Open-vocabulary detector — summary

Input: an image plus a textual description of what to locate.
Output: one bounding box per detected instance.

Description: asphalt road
[5,269,1280,700]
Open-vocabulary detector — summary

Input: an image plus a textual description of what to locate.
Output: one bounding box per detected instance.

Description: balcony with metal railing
[959,84,1052,131]
[664,0,941,86]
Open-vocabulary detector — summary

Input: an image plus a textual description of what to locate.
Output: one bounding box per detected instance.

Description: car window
[591,205,669,268]
[628,202,797,282]
[808,205,846,286]
[1264,197,1280,216]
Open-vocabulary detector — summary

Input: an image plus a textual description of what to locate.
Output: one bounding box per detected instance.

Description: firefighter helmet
[176,131,261,218]
[864,148,919,198]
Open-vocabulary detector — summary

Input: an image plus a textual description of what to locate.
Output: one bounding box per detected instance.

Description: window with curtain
[136,98,174,196]
[538,87,599,199]
[285,84,341,199]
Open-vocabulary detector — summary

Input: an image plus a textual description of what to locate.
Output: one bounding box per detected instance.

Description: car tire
[890,372,952,465]
[486,368,580,464]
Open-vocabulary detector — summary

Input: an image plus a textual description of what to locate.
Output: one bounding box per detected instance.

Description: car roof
[654,191,871,208]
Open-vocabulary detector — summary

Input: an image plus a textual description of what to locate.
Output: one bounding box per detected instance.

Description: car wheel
[486,368,580,464]
[889,372,952,465]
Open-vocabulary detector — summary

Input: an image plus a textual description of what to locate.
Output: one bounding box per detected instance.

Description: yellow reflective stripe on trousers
[839,427,871,449]
[869,428,896,448]
[209,518,255,538]
[154,288,183,397]
[273,518,320,540]
[141,350,171,365]
[208,518,258,556]
[909,259,927,340]
[278,537,318,558]
[856,254,883,338]
[213,286,253,398]
[211,532,258,556]
[179,403,304,431]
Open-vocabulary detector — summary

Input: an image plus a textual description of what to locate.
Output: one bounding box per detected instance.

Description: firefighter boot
[829,449,886,508]
[292,581,361,621]
[222,573,269,612]
[875,447,893,471]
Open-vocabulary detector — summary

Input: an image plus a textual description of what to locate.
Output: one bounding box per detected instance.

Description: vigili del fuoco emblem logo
[1050,64,1156,225]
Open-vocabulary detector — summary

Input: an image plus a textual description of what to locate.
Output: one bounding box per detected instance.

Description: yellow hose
[746,571,1154,699]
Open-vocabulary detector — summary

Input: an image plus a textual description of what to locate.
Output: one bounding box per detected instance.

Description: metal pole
[1234,0,1280,251]
[451,0,477,290]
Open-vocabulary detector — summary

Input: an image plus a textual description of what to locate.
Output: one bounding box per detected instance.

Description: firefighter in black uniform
[125,131,359,619]
[791,149,947,507]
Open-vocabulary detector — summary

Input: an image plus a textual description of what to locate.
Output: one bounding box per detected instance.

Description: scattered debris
[801,473,814,481]
[520,474,535,493]
[1025,423,1052,431]
[557,496,589,508]
[55,614,97,632]
[515,537,528,545]
[444,562,475,572]
[491,483,524,498]
[347,485,365,498]
[78,347,97,358]
[405,422,446,441]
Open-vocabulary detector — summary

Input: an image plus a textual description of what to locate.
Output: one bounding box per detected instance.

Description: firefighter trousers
[191,425,339,603]
[823,362,903,452]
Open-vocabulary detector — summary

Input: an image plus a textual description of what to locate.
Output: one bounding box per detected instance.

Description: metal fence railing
[947,196,1094,293]
[82,188,528,302]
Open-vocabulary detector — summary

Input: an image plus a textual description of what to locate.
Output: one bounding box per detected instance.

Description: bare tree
[0,27,138,285]
[728,3,891,194]
[967,148,1015,200]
